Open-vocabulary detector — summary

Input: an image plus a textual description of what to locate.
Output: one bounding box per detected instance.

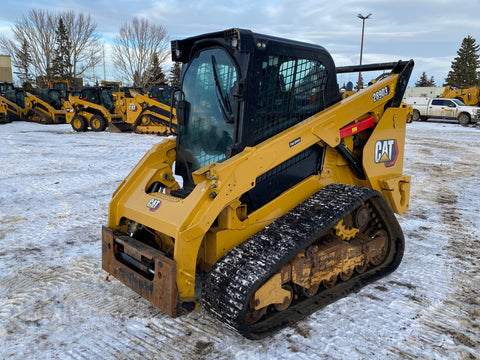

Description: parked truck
[404,96,480,125]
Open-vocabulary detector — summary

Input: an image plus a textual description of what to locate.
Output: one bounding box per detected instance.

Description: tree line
[4,10,478,91]
[0,9,180,89]
[415,35,480,87]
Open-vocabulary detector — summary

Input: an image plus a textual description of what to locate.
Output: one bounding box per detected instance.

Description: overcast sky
[1,0,479,87]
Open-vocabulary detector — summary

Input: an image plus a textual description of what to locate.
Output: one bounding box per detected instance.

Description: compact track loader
[0,90,25,122]
[3,88,69,124]
[101,81,122,93]
[148,85,177,103]
[29,88,72,124]
[101,81,126,112]
[109,90,177,135]
[48,79,70,96]
[102,29,413,339]
[1,89,30,122]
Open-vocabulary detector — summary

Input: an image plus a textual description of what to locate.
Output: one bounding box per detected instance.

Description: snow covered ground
[0,121,479,359]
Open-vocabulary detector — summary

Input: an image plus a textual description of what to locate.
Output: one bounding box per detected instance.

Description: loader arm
[70,97,112,119]
[0,101,7,122]
[0,96,25,120]
[25,92,67,124]
[130,91,176,118]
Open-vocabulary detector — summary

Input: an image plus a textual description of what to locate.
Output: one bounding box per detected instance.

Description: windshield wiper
[211,56,234,123]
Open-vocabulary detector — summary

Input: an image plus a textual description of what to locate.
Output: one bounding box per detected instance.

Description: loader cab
[49,81,69,100]
[80,87,115,113]
[172,28,340,190]
[0,82,14,96]
[5,89,27,109]
[101,81,121,93]
[37,89,63,110]
[148,86,177,105]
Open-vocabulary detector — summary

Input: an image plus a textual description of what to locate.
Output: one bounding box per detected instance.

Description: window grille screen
[253,56,328,144]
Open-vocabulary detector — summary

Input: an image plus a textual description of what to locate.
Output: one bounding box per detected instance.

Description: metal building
[0,55,13,83]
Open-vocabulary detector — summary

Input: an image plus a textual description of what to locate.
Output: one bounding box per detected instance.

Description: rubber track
[201,183,405,339]
[31,108,52,124]
[134,115,177,135]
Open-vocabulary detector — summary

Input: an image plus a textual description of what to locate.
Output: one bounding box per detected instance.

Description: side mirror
[176,100,190,127]
[172,89,182,108]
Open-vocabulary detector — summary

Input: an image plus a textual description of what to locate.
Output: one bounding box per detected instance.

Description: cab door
[429,98,448,118]
[441,99,457,119]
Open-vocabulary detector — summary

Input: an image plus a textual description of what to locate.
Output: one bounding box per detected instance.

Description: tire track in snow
[2,122,480,359]
[385,127,480,359]
[0,257,228,359]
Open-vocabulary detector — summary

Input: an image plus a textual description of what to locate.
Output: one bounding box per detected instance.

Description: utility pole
[103,42,106,81]
[357,13,371,90]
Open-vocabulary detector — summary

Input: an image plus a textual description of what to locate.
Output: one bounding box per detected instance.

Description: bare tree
[0,9,56,85]
[0,9,101,86]
[62,11,102,80]
[112,17,170,89]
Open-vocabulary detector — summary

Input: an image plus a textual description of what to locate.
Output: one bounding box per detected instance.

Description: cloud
[0,0,477,86]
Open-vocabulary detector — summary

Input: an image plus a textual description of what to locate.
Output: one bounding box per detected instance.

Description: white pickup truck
[404,97,480,125]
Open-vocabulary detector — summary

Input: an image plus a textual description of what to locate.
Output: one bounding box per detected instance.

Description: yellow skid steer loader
[102,28,413,339]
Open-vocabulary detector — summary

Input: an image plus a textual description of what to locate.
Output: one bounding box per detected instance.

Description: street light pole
[357,13,371,90]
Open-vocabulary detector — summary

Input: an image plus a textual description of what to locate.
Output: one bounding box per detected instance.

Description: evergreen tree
[169,62,181,87]
[355,74,364,90]
[415,72,436,87]
[50,17,73,80]
[143,52,167,89]
[14,39,33,88]
[445,35,480,86]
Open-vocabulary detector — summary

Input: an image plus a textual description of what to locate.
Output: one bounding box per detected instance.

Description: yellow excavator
[102,29,413,339]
